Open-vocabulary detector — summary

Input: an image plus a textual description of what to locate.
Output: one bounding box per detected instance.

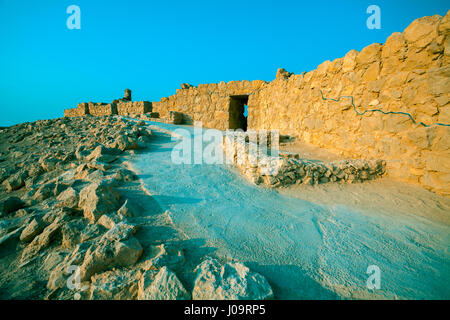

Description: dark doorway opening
[229,95,248,131]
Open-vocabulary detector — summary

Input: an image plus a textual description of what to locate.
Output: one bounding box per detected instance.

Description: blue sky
[0,0,448,126]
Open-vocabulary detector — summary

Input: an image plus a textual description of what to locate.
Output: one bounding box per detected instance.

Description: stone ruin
[64,89,152,117]
[64,11,450,196]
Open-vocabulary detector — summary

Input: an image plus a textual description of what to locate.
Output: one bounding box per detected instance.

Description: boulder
[78,182,121,223]
[89,269,140,300]
[75,145,91,161]
[138,266,190,300]
[102,222,138,242]
[40,157,60,172]
[61,220,85,248]
[403,15,441,48]
[56,187,79,209]
[47,242,91,290]
[192,257,273,300]
[109,135,139,152]
[87,161,112,172]
[356,43,382,66]
[20,218,63,263]
[97,214,123,229]
[85,145,120,163]
[20,217,46,242]
[113,169,138,182]
[32,182,56,201]
[181,83,193,89]
[142,243,185,270]
[41,250,67,275]
[428,65,450,96]
[80,233,143,281]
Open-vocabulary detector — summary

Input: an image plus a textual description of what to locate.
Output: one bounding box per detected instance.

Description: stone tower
[123,89,132,101]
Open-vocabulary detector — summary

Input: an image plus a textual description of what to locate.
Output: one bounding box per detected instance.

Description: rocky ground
[0,115,273,300]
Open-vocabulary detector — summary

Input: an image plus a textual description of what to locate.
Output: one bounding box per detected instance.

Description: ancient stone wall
[151,80,267,129]
[63,107,80,117]
[117,101,152,116]
[64,101,152,117]
[245,13,450,196]
[88,103,117,116]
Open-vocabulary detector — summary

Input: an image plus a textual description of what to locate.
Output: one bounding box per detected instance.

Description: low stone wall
[63,107,80,117]
[117,101,152,116]
[223,134,386,187]
[150,12,449,195]
[64,101,152,117]
[88,103,117,116]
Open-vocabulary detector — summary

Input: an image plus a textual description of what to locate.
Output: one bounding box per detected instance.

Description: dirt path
[131,121,450,300]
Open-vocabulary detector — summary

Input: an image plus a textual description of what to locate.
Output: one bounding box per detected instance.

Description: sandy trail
[130,121,450,300]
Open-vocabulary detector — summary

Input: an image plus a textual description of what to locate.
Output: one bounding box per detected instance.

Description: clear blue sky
[0,0,448,126]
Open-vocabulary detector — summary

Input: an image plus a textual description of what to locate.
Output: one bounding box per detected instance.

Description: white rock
[192,257,273,300]
[138,266,190,300]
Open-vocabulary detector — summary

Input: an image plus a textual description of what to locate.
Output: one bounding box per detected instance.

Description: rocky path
[132,121,450,300]
[0,116,274,300]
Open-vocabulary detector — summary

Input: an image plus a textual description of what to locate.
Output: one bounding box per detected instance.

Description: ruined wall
[223,133,386,187]
[246,13,450,196]
[117,101,152,116]
[88,103,117,116]
[64,103,89,117]
[64,101,152,117]
[152,80,267,129]
[63,107,80,117]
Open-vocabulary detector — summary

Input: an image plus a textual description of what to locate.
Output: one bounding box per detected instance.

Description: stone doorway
[228,95,248,131]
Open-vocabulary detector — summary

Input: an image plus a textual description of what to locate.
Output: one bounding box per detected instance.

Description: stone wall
[88,103,118,116]
[152,80,267,129]
[117,101,152,116]
[64,101,152,117]
[245,12,450,196]
[223,133,386,187]
[63,107,80,117]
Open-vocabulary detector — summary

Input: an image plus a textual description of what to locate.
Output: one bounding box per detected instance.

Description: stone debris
[78,182,121,223]
[79,235,143,281]
[224,133,386,187]
[55,187,79,209]
[0,113,273,300]
[89,268,140,300]
[138,266,190,300]
[19,217,46,242]
[192,257,273,300]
